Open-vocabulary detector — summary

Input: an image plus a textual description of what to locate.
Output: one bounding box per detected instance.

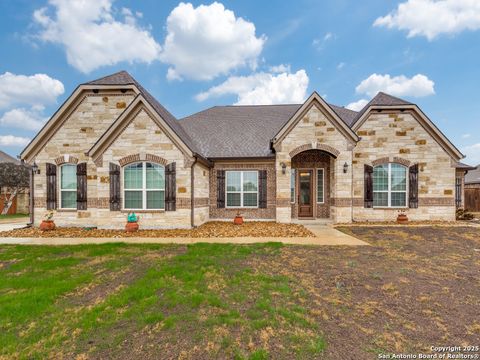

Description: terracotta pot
[40,220,56,231]
[125,221,139,232]
[234,216,243,225]
[397,214,408,224]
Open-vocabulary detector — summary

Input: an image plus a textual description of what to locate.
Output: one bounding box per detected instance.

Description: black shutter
[216,170,225,208]
[46,163,57,210]
[364,164,373,208]
[409,164,419,208]
[165,162,176,211]
[109,163,120,211]
[259,170,267,209]
[76,163,87,210]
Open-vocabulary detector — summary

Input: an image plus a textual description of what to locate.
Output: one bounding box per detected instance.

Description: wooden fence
[465,187,480,212]
[0,194,17,215]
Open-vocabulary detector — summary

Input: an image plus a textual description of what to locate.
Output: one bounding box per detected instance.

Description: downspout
[190,156,198,228]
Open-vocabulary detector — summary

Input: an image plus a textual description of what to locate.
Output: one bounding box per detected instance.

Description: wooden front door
[298,170,313,217]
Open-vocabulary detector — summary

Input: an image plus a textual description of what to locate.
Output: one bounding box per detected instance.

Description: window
[373,163,407,207]
[291,169,295,203]
[226,171,258,208]
[317,169,324,203]
[124,162,165,210]
[60,164,77,209]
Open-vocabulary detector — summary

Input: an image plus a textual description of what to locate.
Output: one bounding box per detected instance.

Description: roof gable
[272,92,359,146]
[0,150,19,164]
[88,95,194,162]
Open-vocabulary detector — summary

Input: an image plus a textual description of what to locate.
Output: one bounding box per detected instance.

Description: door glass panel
[299,171,311,205]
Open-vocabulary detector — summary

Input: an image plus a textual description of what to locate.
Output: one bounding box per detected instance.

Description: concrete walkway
[0,218,29,232]
[0,224,368,246]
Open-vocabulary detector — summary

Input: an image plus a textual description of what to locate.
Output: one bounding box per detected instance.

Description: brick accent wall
[209,161,276,220]
[291,150,331,218]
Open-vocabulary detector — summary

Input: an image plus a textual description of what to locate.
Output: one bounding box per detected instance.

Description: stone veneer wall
[291,150,331,219]
[352,111,456,221]
[209,160,276,220]
[33,91,195,229]
[193,162,210,226]
[275,103,353,223]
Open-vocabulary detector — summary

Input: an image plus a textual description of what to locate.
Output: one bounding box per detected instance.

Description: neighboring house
[0,150,29,214]
[465,165,480,212]
[19,71,471,228]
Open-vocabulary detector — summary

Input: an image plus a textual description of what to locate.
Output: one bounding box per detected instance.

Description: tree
[0,162,30,215]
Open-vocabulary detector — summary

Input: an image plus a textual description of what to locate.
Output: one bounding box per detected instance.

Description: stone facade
[209,160,276,220]
[32,90,197,229]
[352,111,456,221]
[274,103,354,223]
[28,84,464,228]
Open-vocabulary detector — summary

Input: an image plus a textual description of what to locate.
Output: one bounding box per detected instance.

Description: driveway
[0,218,28,232]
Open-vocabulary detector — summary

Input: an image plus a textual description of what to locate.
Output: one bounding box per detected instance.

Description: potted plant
[125,212,139,232]
[396,210,408,224]
[234,211,243,225]
[40,210,56,231]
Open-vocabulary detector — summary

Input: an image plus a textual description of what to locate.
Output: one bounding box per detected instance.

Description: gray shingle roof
[86,71,199,154]
[0,150,19,163]
[351,92,413,126]
[465,165,480,184]
[179,103,359,158]
[84,72,426,159]
[180,105,301,158]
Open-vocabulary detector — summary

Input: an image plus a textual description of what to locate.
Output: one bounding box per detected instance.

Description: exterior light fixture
[32,161,39,174]
[343,162,348,174]
[281,162,287,174]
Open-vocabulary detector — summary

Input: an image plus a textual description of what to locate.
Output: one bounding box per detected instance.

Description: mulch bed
[0,221,314,238]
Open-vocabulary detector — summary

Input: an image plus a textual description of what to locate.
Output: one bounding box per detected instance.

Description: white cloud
[33,0,161,73]
[374,0,480,40]
[0,72,64,109]
[462,133,471,139]
[312,32,335,50]
[196,69,309,105]
[0,108,48,131]
[346,99,369,111]
[269,64,291,73]
[160,2,266,81]
[462,143,480,165]
[355,73,435,98]
[0,135,31,147]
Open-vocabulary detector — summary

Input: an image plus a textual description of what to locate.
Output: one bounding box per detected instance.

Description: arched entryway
[291,149,335,219]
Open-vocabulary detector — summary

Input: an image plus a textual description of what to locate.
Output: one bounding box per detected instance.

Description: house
[0,150,29,215]
[19,71,471,228]
[465,165,480,212]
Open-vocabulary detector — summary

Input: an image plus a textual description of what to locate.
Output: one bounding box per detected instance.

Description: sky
[0,0,479,164]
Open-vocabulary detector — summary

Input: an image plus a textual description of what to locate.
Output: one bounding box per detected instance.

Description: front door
[298,170,313,218]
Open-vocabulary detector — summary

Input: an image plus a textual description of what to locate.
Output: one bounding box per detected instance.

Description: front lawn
[0,213,29,220]
[0,226,479,359]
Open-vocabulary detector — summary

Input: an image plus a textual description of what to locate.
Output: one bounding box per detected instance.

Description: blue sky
[0,0,479,164]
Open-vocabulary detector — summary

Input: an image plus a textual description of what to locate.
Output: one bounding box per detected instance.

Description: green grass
[0,213,29,220]
[0,242,325,359]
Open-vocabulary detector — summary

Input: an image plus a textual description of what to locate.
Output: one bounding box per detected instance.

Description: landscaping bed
[0,221,314,238]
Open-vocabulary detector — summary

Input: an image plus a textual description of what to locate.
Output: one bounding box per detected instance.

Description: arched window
[60,164,77,209]
[123,162,165,210]
[373,163,407,207]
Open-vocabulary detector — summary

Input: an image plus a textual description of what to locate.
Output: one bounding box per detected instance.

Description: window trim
[59,163,77,210]
[123,161,165,211]
[317,168,325,204]
[373,163,408,208]
[225,170,259,208]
